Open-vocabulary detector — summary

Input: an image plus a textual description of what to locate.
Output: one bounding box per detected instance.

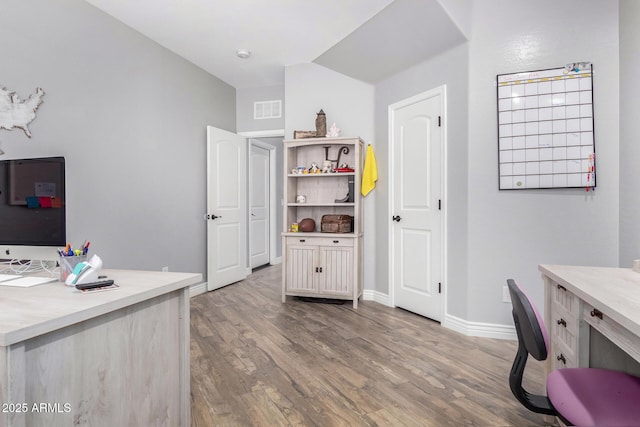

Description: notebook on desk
[0,275,57,287]
[0,273,22,282]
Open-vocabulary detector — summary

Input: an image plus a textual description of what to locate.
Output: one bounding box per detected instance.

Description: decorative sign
[0,86,45,138]
[497,64,595,190]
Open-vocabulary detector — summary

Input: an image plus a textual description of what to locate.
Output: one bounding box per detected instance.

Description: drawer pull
[315,267,318,273]
[333,240,339,243]
[557,318,567,327]
[590,308,603,320]
[557,284,566,291]
[557,354,566,365]
[299,239,306,243]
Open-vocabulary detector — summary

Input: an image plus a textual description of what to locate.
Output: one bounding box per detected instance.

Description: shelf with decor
[281,136,364,307]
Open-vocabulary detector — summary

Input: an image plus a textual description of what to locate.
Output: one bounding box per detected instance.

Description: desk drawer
[551,283,579,316]
[583,303,640,364]
[551,339,577,368]
[286,236,354,247]
[551,303,579,355]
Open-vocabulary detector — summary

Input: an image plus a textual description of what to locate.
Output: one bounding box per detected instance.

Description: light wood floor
[190,265,554,426]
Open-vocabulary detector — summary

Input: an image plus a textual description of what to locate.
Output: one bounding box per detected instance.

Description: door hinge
[438,116,442,127]
[438,282,442,293]
[438,199,441,210]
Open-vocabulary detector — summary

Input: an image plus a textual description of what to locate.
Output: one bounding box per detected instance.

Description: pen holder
[59,254,87,282]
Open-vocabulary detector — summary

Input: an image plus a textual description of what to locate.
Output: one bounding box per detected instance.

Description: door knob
[392,215,402,222]
[206,214,222,220]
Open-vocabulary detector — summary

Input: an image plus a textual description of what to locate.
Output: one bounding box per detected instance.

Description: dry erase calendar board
[497,64,595,190]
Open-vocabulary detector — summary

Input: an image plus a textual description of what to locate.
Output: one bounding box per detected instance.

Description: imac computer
[0,156,66,262]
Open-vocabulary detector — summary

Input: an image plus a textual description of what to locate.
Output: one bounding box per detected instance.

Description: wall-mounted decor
[0,86,45,138]
[497,63,595,190]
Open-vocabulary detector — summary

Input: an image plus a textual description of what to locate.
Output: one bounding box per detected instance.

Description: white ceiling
[84,0,467,89]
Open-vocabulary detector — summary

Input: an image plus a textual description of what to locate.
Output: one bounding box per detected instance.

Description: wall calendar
[497,63,595,190]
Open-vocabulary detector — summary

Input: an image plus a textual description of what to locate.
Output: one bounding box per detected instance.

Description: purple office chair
[507,279,640,426]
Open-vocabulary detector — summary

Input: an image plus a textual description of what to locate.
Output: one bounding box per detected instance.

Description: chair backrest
[507,279,556,416]
[507,279,548,361]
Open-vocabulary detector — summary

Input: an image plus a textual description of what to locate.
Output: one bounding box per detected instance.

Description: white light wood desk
[539,265,640,378]
[0,269,201,427]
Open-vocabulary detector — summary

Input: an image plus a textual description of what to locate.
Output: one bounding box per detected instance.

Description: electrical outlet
[162,266,169,272]
[503,285,511,303]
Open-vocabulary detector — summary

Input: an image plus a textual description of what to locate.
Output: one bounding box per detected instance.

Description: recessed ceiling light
[236,49,251,59]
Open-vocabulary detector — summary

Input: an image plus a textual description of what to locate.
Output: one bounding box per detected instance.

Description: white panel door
[207,126,248,290]
[250,143,270,268]
[390,88,444,321]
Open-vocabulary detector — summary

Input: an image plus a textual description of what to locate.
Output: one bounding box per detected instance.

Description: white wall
[284,63,374,142]
[375,43,469,318]
[467,0,620,325]
[284,63,376,288]
[371,0,621,328]
[437,0,473,40]
[619,0,640,267]
[236,85,285,133]
[0,0,235,278]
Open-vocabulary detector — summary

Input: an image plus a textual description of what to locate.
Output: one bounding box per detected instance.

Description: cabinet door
[318,245,353,296]
[286,244,318,292]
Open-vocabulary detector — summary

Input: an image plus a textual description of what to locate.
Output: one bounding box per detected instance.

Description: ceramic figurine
[322,160,333,173]
[326,123,340,137]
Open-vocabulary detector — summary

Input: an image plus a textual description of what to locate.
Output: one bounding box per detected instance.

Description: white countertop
[0,269,201,346]
[539,264,640,339]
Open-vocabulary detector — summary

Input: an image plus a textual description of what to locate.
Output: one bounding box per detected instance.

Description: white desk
[0,269,201,427]
[539,265,640,377]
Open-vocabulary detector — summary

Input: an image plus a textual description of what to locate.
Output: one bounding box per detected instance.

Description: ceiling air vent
[254,100,282,120]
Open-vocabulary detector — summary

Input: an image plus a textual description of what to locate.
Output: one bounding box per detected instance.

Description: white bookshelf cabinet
[281,137,364,308]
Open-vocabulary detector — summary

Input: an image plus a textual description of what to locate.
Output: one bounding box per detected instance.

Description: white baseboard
[269,256,282,265]
[189,282,208,298]
[362,289,392,306]
[362,290,515,340]
[442,314,516,340]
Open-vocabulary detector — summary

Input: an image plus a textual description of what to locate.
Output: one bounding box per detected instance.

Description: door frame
[387,85,448,317]
[248,138,276,268]
[239,130,283,267]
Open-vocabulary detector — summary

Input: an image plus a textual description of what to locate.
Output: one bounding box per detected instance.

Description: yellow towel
[361,144,378,196]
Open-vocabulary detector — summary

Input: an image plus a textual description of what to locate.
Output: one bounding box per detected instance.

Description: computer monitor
[0,156,66,262]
